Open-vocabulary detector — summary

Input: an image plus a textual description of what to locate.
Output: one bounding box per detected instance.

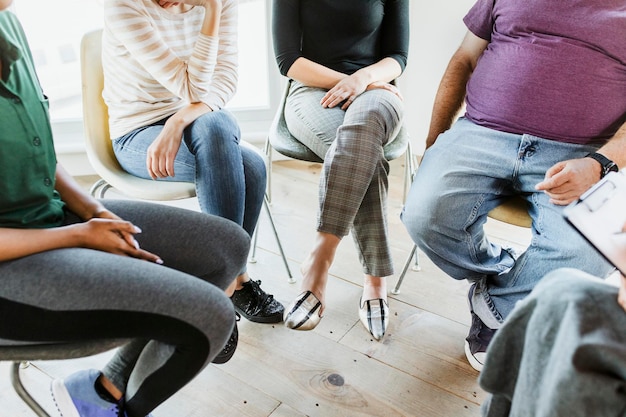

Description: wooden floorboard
[0,155,531,416]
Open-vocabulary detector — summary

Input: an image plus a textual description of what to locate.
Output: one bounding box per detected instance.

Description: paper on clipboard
[563,170,626,275]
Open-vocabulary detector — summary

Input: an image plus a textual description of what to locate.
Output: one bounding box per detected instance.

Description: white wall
[399,0,475,156]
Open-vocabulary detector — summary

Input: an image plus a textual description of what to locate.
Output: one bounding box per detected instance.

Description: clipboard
[563,170,626,275]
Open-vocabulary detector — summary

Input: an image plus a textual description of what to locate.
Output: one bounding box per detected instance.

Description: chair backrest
[80,29,196,200]
[268,79,410,164]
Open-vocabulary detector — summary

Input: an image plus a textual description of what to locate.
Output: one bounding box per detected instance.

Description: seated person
[0,2,249,416]
[272,0,409,340]
[103,0,284,326]
[479,263,626,416]
[401,0,626,370]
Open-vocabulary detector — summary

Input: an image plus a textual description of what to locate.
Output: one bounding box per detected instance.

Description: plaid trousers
[284,80,404,277]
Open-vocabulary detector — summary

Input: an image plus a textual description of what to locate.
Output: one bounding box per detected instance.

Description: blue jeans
[112,109,266,240]
[400,118,613,328]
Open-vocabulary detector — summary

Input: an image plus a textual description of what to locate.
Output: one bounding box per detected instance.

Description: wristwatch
[585,152,619,178]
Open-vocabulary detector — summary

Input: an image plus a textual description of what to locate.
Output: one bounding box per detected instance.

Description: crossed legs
[283,82,403,338]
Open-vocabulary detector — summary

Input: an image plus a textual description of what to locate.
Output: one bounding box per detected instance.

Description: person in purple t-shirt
[401,0,626,372]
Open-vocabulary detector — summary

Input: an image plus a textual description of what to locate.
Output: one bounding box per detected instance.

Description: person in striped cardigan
[102,0,285,356]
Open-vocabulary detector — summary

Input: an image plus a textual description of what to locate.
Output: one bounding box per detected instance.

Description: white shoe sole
[464,341,485,372]
[51,379,81,417]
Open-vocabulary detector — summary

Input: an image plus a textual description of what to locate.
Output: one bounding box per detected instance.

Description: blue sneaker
[51,369,124,417]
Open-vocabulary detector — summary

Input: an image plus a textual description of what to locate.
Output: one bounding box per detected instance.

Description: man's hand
[535,157,602,205]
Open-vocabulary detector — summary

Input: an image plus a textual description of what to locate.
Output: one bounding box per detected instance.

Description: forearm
[0,226,81,262]
[55,164,107,221]
[286,57,347,90]
[170,102,212,129]
[354,57,403,86]
[200,0,222,37]
[425,58,472,149]
[595,121,626,169]
[426,31,488,149]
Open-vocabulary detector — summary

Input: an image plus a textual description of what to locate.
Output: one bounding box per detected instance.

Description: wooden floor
[0,156,531,417]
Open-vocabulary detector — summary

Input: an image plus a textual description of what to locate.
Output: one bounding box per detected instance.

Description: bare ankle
[362,275,387,301]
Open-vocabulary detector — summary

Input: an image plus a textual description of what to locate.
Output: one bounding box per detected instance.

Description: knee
[191,110,241,146]
[349,90,403,133]
[401,195,438,245]
[401,178,446,243]
[241,147,267,187]
[532,268,602,305]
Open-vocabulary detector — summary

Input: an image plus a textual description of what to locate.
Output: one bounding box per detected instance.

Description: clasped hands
[79,209,163,264]
[321,73,402,110]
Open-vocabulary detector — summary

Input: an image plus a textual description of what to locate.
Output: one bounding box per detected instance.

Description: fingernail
[155,258,164,265]
[134,226,142,233]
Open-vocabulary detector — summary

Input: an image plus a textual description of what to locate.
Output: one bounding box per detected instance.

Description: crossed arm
[286,56,403,110]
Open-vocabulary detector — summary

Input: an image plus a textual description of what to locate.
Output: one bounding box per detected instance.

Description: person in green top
[0,1,250,416]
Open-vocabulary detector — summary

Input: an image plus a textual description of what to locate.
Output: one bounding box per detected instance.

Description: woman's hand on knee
[321,73,368,109]
[73,219,163,264]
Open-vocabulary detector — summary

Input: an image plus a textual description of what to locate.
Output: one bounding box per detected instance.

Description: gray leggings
[284,81,404,277]
[0,200,249,417]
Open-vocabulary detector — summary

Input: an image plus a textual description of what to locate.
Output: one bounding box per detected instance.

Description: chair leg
[249,226,259,264]
[89,178,113,199]
[264,138,273,204]
[89,178,108,198]
[251,195,295,284]
[402,140,416,205]
[10,362,52,417]
[402,143,410,205]
[391,244,420,295]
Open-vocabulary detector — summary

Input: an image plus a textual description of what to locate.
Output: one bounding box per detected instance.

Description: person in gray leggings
[1,199,250,417]
[479,267,626,417]
[0,2,249,416]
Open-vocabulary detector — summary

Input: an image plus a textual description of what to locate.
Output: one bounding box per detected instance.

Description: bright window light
[13,0,270,122]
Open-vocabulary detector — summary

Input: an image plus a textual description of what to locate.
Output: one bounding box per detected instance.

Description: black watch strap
[585,152,619,178]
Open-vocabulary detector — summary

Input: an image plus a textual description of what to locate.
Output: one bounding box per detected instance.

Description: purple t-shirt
[463,0,626,144]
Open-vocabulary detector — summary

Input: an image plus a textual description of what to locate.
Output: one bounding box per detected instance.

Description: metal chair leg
[251,195,295,284]
[391,244,421,295]
[402,141,415,205]
[264,138,273,204]
[11,362,51,417]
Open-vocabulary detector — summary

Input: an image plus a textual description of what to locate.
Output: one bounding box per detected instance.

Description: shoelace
[251,280,276,305]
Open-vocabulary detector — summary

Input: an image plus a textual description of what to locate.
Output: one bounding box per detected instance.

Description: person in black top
[273,0,409,340]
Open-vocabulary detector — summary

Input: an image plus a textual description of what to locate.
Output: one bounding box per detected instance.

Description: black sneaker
[213,312,240,364]
[231,279,285,323]
[465,284,496,371]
